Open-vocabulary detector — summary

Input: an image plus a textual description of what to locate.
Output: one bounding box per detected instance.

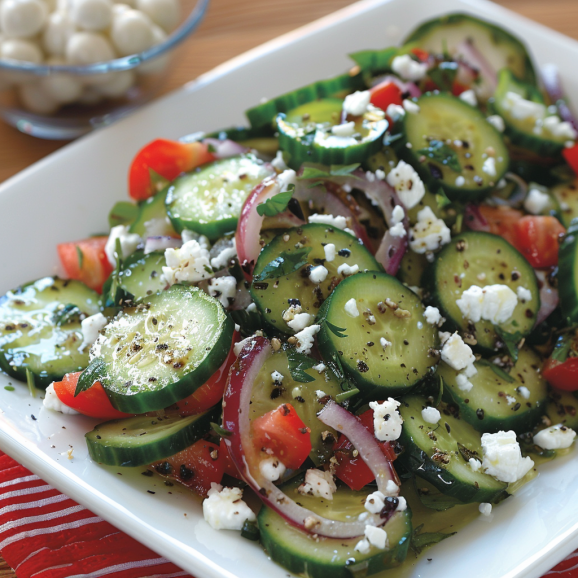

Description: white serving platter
[1,0,578,577]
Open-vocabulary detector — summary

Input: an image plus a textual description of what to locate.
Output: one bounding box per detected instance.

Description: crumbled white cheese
[324,243,336,262]
[424,306,443,326]
[543,115,577,140]
[469,458,482,472]
[455,175,466,187]
[487,115,505,132]
[506,395,517,406]
[409,206,451,253]
[369,398,403,441]
[456,284,518,324]
[277,169,297,192]
[479,503,492,516]
[246,302,257,313]
[441,333,476,371]
[43,383,80,415]
[163,239,213,285]
[482,157,497,178]
[386,103,405,119]
[105,225,141,267]
[344,298,360,317]
[384,479,400,497]
[208,275,237,308]
[524,188,550,215]
[313,363,326,374]
[518,386,531,400]
[375,168,387,180]
[203,483,256,531]
[298,469,337,500]
[343,90,371,116]
[80,312,107,349]
[392,205,405,224]
[287,312,314,332]
[481,431,534,483]
[533,424,576,450]
[391,54,428,81]
[386,160,425,209]
[380,337,392,349]
[389,222,406,238]
[421,406,441,424]
[456,372,474,392]
[308,213,347,229]
[337,263,359,277]
[516,286,532,302]
[396,496,407,512]
[403,99,420,114]
[210,239,237,270]
[271,150,288,171]
[294,324,320,355]
[354,538,371,554]
[259,457,286,482]
[459,89,477,107]
[502,91,545,121]
[364,525,388,549]
[271,371,284,384]
[332,121,356,137]
[309,265,328,284]
[181,230,210,249]
[365,490,385,514]
[315,389,327,398]
[283,303,303,322]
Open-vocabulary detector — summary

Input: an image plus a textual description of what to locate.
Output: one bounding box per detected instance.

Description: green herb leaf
[76,246,84,270]
[287,351,317,383]
[26,368,36,398]
[434,375,444,407]
[494,326,523,363]
[329,163,361,177]
[326,351,359,403]
[326,321,348,339]
[108,201,139,229]
[206,143,217,153]
[417,140,462,173]
[414,480,461,511]
[211,422,232,438]
[148,168,170,194]
[252,247,312,283]
[435,188,452,209]
[551,334,572,363]
[4,385,14,391]
[428,61,459,92]
[75,359,107,396]
[477,359,516,383]
[256,189,294,217]
[349,46,398,72]
[411,527,456,555]
[457,442,480,463]
[52,304,82,326]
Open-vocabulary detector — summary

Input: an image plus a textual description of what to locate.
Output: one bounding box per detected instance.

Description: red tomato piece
[333,409,397,491]
[251,403,311,470]
[369,81,403,114]
[410,48,430,62]
[477,205,524,247]
[220,438,242,479]
[451,81,470,96]
[563,144,578,176]
[128,139,216,201]
[57,236,113,293]
[150,440,223,497]
[513,216,565,269]
[52,372,131,420]
[543,358,578,391]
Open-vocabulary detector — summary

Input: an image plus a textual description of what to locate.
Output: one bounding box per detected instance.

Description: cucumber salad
[5,11,578,577]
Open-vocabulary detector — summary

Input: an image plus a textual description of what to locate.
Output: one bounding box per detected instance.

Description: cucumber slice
[246,71,365,128]
[165,154,274,241]
[558,219,578,324]
[439,346,548,434]
[551,179,578,228]
[277,99,387,169]
[491,69,568,158]
[0,277,100,388]
[248,349,345,465]
[258,477,412,578]
[250,224,381,335]
[398,396,509,503]
[129,186,176,238]
[545,389,578,429]
[398,250,429,288]
[94,284,234,413]
[118,250,167,301]
[317,272,439,398]
[86,407,219,467]
[423,231,540,353]
[403,13,536,98]
[396,93,509,202]
[204,125,278,157]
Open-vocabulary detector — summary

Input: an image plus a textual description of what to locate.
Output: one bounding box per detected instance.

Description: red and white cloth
[0,449,576,578]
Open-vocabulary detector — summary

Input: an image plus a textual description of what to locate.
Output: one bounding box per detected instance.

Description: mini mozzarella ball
[66,31,114,64]
[42,11,76,56]
[94,68,133,96]
[19,81,59,113]
[110,9,154,56]
[1,0,48,38]
[69,0,112,31]
[135,0,178,32]
[136,22,166,74]
[40,71,82,103]
[0,37,43,62]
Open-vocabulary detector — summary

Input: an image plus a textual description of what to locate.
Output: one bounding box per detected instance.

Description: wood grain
[0,0,576,575]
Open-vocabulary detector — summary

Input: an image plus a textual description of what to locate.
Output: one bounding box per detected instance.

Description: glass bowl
[0,0,209,139]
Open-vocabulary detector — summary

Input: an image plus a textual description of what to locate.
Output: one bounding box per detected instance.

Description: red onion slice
[202,138,250,159]
[144,236,181,254]
[464,204,490,232]
[535,269,559,326]
[541,64,578,133]
[222,336,395,538]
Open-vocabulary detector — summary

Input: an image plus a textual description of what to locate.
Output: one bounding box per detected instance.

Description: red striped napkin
[0,449,577,578]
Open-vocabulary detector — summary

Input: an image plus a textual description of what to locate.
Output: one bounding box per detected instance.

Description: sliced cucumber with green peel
[423,231,540,353]
[551,179,578,228]
[558,219,578,324]
[491,69,568,158]
[248,349,344,465]
[94,284,234,413]
[0,277,100,388]
[317,272,439,399]
[258,477,412,578]
[403,13,536,97]
[129,186,176,238]
[396,93,509,202]
[398,396,509,503]
[439,346,548,434]
[398,250,429,288]
[165,154,274,241]
[545,389,578,429]
[119,251,167,302]
[86,407,218,467]
[250,224,381,334]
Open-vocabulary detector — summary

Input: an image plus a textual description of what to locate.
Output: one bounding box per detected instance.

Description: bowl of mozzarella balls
[0,0,209,138]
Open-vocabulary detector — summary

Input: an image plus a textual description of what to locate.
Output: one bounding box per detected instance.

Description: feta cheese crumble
[203,483,256,531]
[80,312,107,349]
[524,188,550,215]
[369,398,403,441]
[308,213,347,230]
[391,54,428,81]
[456,284,518,324]
[309,265,328,284]
[365,490,386,514]
[482,157,497,178]
[481,431,534,483]
[271,371,284,384]
[287,312,314,332]
[409,206,451,253]
[105,225,141,267]
[332,121,356,137]
[424,306,443,326]
[294,324,320,354]
[455,175,466,187]
[502,91,545,122]
[533,424,576,450]
[380,337,392,349]
[386,160,426,209]
[364,525,388,549]
[208,275,237,308]
[516,286,532,302]
[421,406,441,424]
[324,243,336,262]
[518,386,531,400]
[43,383,80,415]
[479,503,492,516]
[403,99,420,114]
[259,457,286,482]
[343,90,371,116]
[389,204,406,237]
[386,103,405,120]
[337,263,359,277]
[354,538,371,554]
[210,239,237,270]
[344,298,360,317]
[459,89,477,107]
[271,150,288,171]
[487,115,505,132]
[298,469,337,500]
[469,458,482,472]
[312,363,326,374]
[163,239,213,285]
[441,332,476,372]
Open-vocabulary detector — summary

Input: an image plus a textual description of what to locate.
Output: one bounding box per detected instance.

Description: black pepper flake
[337,248,351,257]
[31,414,37,421]
[180,465,194,480]
[476,408,485,420]
[147,490,156,494]
[357,360,369,373]
[513,402,521,412]
[445,422,451,434]
[141,470,153,477]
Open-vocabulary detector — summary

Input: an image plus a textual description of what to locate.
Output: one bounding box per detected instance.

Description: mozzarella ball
[110,9,154,56]
[19,81,59,113]
[40,71,82,102]
[42,11,76,56]
[0,37,43,62]
[136,22,166,74]
[135,0,178,33]
[111,2,129,16]
[1,0,48,38]
[65,31,114,64]
[69,0,112,31]
[94,68,133,96]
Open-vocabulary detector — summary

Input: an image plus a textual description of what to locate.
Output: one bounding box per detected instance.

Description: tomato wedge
[513,215,565,269]
[477,205,524,247]
[543,331,578,391]
[57,236,113,293]
[563,144,578,176]
[369,80,402,114]
[251,403,311,470]
[128,139,216,201]
[52,372,131,419]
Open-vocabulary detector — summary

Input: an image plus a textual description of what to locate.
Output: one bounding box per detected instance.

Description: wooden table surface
[1,0,577,574]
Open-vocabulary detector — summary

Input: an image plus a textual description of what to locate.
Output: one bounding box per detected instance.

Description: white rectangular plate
[1,1,578,577]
